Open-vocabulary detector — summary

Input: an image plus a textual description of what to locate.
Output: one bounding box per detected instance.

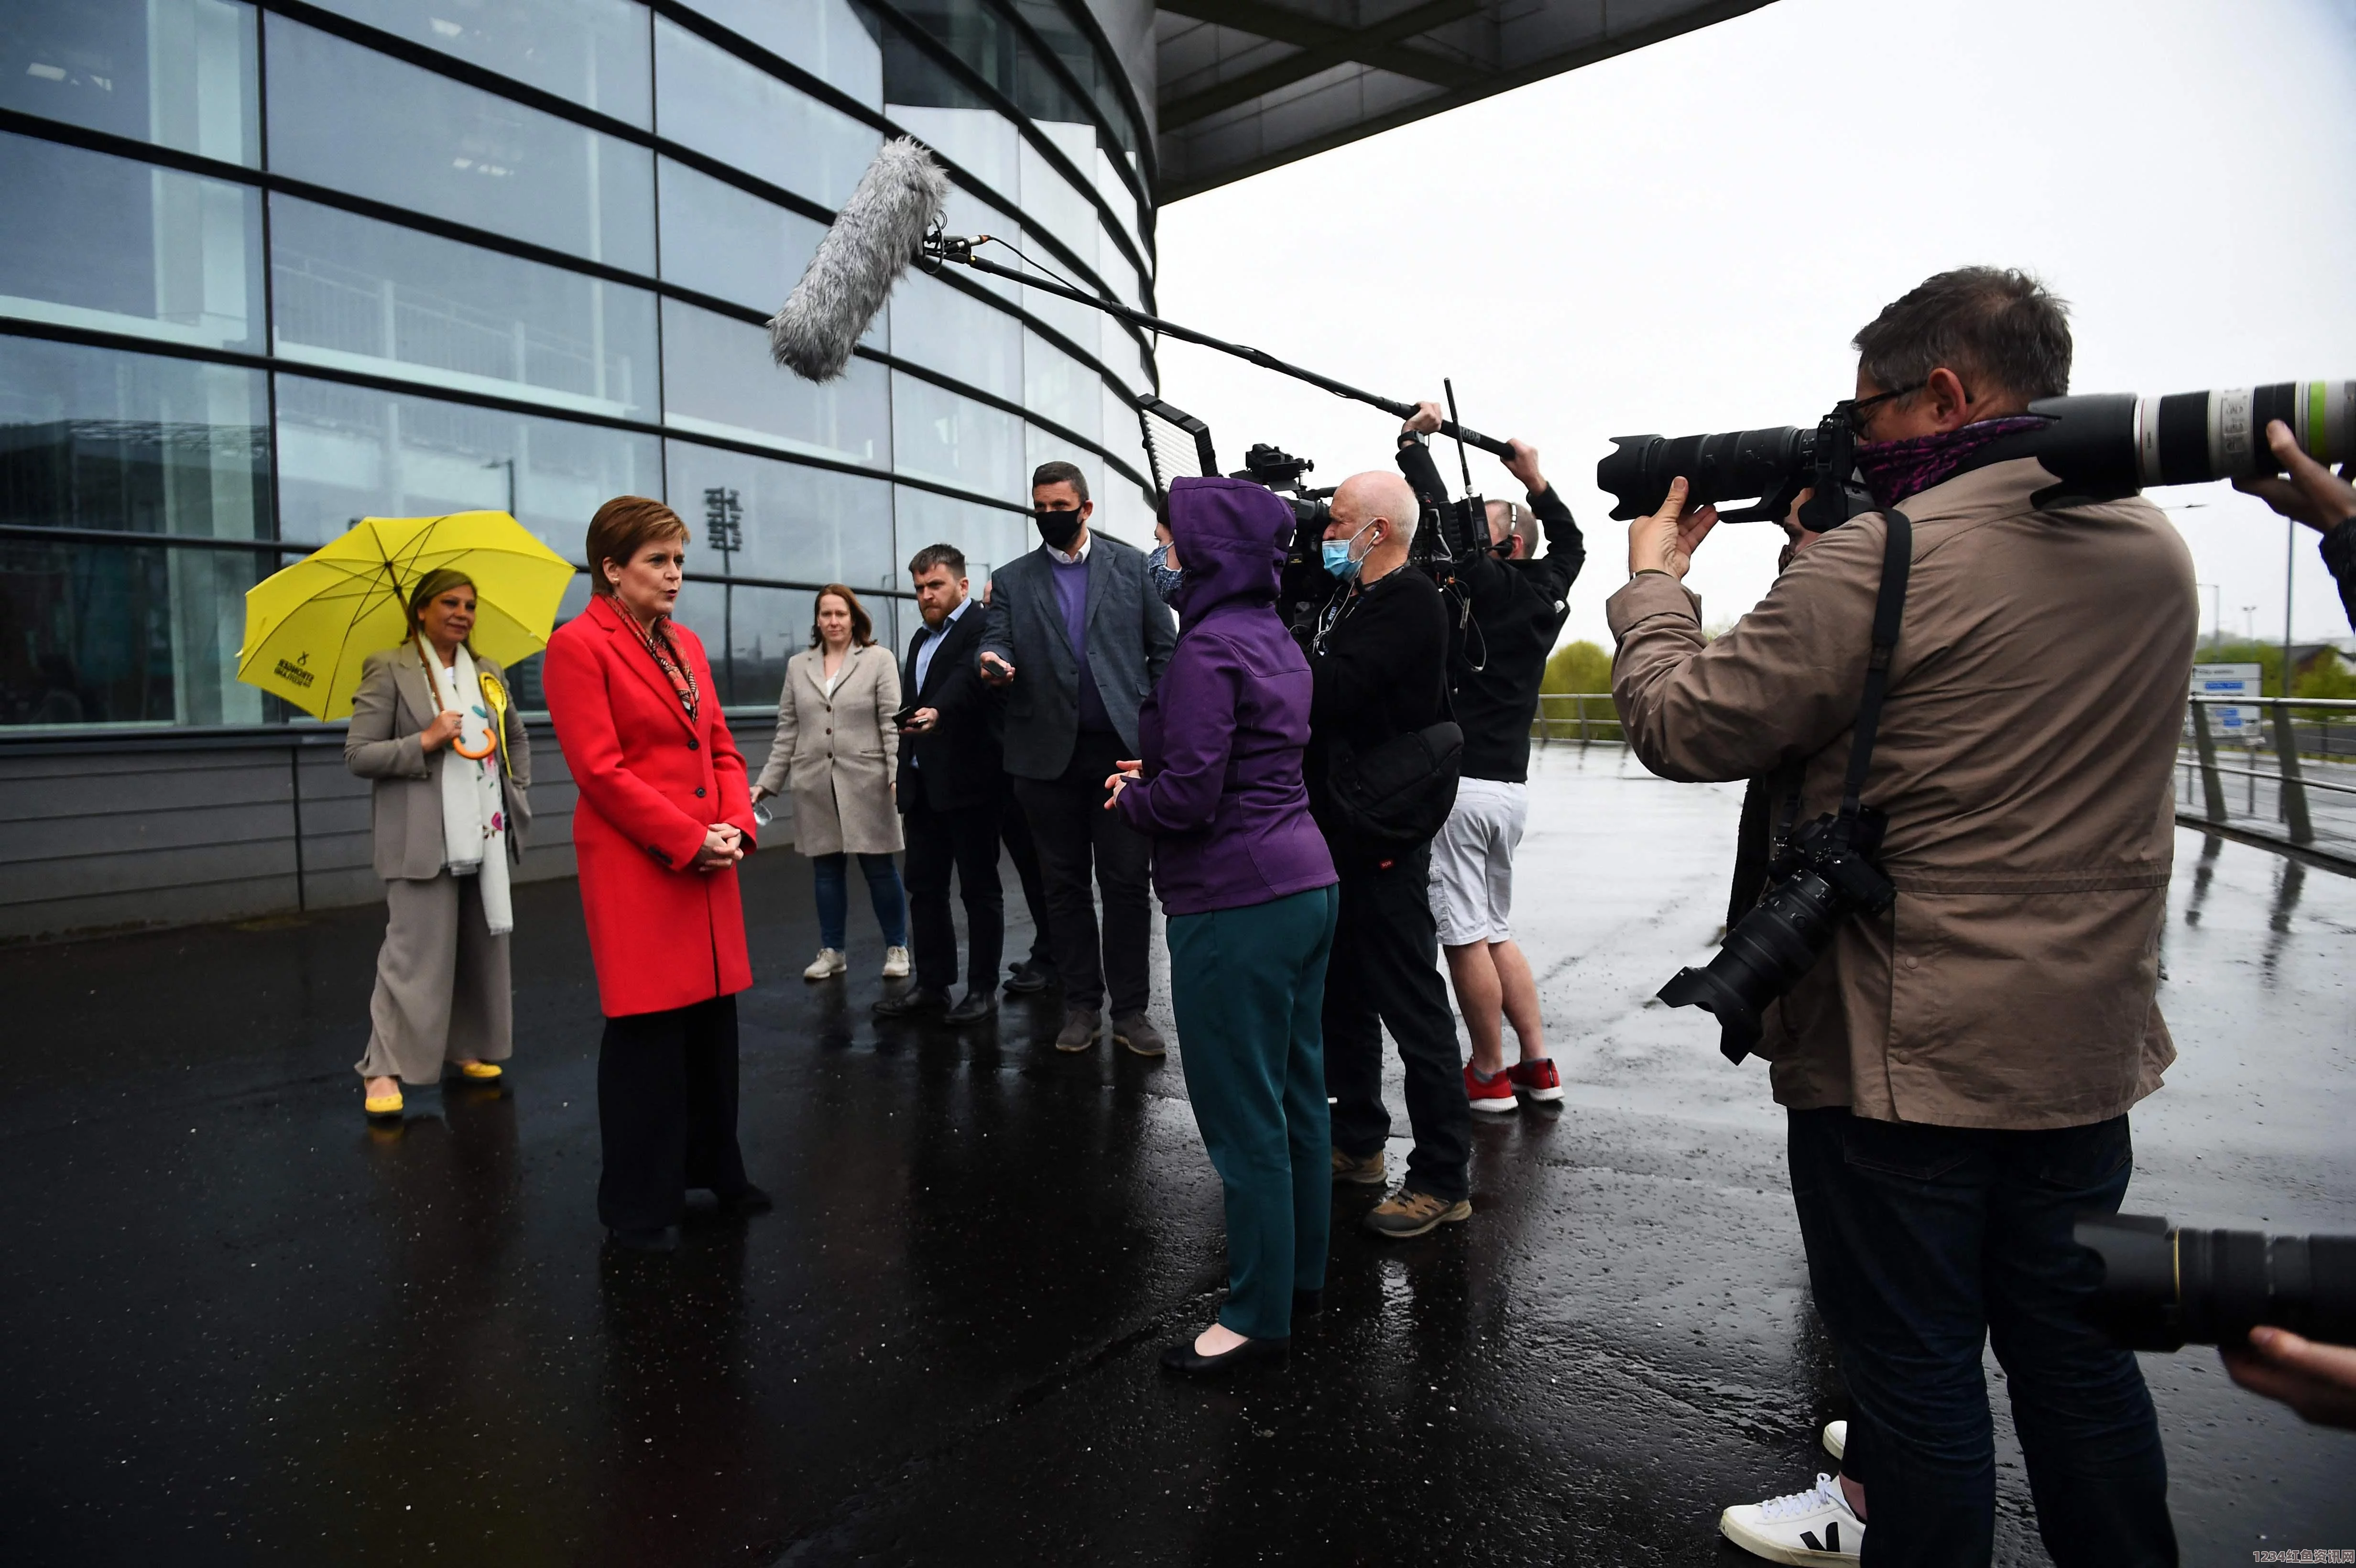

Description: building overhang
[1153,0,1773,202]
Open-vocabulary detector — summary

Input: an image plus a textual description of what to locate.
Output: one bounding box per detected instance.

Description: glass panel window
[664,440,896,596]
[273,373,662,555]
[0,537,263,727]
[686,0,882,108]
[891,273,1018,403]
[270,196,657,419]
[665,579,820,709]
[0,131,261,352]
[661,299,888,468]
[1017,142,1097,280]
[881,42,1016,196]
[655,158,883,350]
[0,0,257,165]
[1022,330,1098,445]
[265,15,654,272]
[893,485,1027,604]
[0,336,268,540]
[893,373,1020,501]
[301,0,652,126]
[1023,428,1098,509]
[654,18,880,213]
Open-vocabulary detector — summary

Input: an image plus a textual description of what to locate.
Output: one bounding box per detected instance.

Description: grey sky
[1154,0,2356,658]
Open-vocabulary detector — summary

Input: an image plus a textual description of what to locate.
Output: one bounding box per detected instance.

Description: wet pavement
[2,746,2352,1566]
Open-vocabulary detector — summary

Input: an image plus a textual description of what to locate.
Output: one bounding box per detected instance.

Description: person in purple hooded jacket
[1108,475,1341,1377]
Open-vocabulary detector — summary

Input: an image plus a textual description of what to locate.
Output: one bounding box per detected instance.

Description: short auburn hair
[809,583,877,648]
[585,495,689,594]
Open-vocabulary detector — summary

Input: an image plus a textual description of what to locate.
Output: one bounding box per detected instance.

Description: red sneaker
[1464,1061,1518,1114]
[1506,1057,1564,1102]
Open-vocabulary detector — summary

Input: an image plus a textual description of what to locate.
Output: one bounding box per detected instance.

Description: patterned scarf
[1853,415,2048,510]
[617,599,700,719]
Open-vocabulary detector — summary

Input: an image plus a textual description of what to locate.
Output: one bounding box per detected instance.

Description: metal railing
[1531,693,1625,748]
[2181,695,2356,857]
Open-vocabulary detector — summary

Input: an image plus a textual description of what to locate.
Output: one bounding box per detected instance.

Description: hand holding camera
[2235,418,2356,532]
[1626,476,1720,580]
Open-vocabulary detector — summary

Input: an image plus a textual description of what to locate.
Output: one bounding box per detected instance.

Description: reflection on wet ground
[0,747,2350,1564]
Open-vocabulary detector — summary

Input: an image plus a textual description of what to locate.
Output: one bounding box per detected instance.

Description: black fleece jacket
[1304,564,1450,851]
[1396,439,1585,782]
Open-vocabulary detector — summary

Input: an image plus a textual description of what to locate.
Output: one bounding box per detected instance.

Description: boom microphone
[768,136,948,382]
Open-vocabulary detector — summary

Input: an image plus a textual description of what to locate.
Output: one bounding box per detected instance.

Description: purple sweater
[1115,477,1336,916]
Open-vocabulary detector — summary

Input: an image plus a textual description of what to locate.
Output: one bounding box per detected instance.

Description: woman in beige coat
[752,584,909,981]
[344,569,532,1121]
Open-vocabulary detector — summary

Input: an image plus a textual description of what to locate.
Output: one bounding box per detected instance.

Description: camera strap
[1836,507,1914,827]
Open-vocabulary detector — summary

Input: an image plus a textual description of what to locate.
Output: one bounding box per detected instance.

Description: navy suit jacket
[977,533,1176,780]
[896,600,1000,814]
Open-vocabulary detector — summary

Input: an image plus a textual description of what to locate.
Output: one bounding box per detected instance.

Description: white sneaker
[881,945,912,979]
[803,947,847,980]
[1822,1420,1846,1461]
[1719,1473,1863,1563]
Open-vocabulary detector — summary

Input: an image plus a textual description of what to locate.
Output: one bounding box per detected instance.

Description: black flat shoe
[873,986,950,1019]
[714,1184,773,1216]
[945,990,998,1024]
[607,1225,679,1254]
[1002,961,1054,996]
[1159,1334,1289,1377]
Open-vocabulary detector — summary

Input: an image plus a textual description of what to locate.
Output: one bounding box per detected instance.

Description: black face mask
[1034,508,1084,552]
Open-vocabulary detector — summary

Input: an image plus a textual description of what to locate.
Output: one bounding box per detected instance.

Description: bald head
[1326,470,1418,585]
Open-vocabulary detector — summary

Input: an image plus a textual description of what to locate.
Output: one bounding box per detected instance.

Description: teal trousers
[1167,883,1340,1341]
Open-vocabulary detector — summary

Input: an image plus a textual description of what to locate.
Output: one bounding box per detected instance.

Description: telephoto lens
[1656,864,1851,1052]
[2076,1213,2356,1351]
[1594,425,1816,521]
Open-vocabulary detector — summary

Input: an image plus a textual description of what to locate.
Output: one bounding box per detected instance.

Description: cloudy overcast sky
[1153,0,2356,658]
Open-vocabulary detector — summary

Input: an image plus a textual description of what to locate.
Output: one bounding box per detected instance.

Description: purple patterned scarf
[1853,416,2048,510]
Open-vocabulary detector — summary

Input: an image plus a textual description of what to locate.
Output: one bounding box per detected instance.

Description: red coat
[544,593,759,1018]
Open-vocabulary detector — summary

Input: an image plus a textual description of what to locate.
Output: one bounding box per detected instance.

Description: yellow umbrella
[238,511,576,720]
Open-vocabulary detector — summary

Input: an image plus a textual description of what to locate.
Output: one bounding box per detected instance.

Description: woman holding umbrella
[543,496,769,1254]
[345,567,532,1121]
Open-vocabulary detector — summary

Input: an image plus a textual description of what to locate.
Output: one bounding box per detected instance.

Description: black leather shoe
[1002,960,1053,996]
[945,990,998,1024]
[1292,1288,1323,1320]
[873,986,950,1019]
[607,1225,678,1254]
[1159,1333,1289,1378]
[714,1184,773,1216]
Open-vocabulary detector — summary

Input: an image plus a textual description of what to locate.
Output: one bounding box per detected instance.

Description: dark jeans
[903,797,1003,994]
[1000,790,1054,973]
[811,851,906,950]
[1788,1107,2175,1568]
[597,995,748,1231]
[1322,843,1470,1203]
[1012,730,1151,1017]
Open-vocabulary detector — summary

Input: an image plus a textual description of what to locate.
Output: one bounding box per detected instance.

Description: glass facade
[0,0,1155,730]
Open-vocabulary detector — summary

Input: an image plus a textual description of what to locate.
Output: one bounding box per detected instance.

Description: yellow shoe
[364,1090,404,1118]
[455,1061,503,1081]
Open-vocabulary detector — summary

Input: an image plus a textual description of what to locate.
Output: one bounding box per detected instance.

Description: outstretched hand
[1628,476,1718,580]
[2223,1326,2356,1429]
[2236,419,2356,533]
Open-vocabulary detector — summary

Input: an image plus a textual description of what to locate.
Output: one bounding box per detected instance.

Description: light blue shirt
[912,593,971,698]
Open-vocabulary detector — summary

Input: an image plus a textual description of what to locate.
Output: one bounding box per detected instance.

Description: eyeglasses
[1843,381,1926,436]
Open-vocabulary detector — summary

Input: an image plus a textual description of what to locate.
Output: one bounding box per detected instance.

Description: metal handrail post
[2270,701,2315,845]
[2188,703,2227,824]
[1577,694,1590,749]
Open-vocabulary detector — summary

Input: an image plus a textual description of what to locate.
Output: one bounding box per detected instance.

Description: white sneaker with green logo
[1719,1472,1863,1564]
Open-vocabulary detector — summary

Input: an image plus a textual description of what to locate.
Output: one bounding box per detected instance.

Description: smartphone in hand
[894,704,921,731]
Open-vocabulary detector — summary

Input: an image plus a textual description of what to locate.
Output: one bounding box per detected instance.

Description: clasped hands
[692,821,745,872]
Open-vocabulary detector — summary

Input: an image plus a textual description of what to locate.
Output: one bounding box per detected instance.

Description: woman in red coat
[543,495,770,1253]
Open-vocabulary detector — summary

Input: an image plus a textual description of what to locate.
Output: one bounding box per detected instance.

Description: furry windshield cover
[768,137,950,382]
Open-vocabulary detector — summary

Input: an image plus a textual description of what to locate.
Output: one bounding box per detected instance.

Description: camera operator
[2236,417,2356,632]
[1393,403,1584,1111]
[1611,269,2192,1566]
[1305,468,1473,1239]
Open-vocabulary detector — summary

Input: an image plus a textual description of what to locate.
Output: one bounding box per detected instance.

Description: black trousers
[999,790,1054,972]
[597,994,748,1230]
[1790,1108,2175,1567]
[903,795,1004,994]
[1323,842,1470,1202]
[1012,730,1151,1017]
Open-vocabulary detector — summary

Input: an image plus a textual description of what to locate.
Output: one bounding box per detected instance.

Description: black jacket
[2324,517,2356,633]
[1304,564,1451,855]
[897,600,1001,814]
[1396,439,1585,783]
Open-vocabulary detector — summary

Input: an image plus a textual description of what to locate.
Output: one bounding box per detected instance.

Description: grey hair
[1485,498,1533,554]
[770,138,949,382]
[1853,267,2072,404]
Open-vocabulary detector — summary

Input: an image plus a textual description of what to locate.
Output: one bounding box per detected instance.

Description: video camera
[2077,1214,2356,1351]
[1595,381,2356,527]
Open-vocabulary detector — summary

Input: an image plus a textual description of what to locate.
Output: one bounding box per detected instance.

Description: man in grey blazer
[979,460,1177,1055]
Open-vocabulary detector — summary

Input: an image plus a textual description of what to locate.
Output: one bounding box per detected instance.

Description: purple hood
[1116,478,1336,916]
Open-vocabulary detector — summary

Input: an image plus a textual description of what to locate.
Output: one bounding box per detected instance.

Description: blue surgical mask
[1145,542,1183,603]
[1321,520,1378,580]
